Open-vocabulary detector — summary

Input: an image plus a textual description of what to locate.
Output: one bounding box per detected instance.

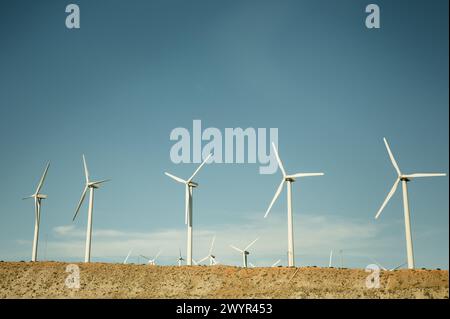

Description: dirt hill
[0,262,447,299]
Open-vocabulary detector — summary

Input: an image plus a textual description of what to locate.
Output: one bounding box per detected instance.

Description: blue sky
[0,0,448,269]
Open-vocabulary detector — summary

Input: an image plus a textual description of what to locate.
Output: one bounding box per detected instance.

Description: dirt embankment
[0,262,447,299]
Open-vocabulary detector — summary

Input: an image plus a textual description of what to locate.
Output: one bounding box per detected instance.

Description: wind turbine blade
[35,162,50,194]
[140,255,150,261]
[188,153,212,182]
[82,154,90,183]
[192,259,198,265]
[271,143,286,177]
[383,138,402,176]
[73,186,88,221]
[230,245,244,253]
[185,185,189,225]
[154,250,162,260]
[197,256,209,264]
[244,238,259,251]
[209,236,216,255]
[402,173,447,178]
[271,259,281,267]
[391,262,407,271]
[264,179,285,218]
[375,178,400,219]
[288,172,324,179]
[249,262,256,268]
[90,179,111,186]
[22,195,34,200]
[165,172,187,184]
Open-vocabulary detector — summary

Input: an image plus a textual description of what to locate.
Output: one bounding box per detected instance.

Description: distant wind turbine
[177,249,185,266]
[264,142,324,267]
[72,155,110,263]
[23,162,50,262]
[165,153,212,266]
[375,138,447,269]
[230,238,259,268]
[197,236,218,265]
[329,250,333,268]
[140,250,162,265]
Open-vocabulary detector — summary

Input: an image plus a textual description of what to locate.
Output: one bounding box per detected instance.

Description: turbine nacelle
[23,193,48,200]
[188,181,199,188]
[87,179,110,189]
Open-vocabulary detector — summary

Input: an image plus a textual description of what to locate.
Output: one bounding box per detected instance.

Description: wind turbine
[375,138,447,269]
[177,249,185,266]
[140,250,162,265]
[165,153,212,266]
[23,162,50,262]
[123,249,133,264]
[197,236,218,265]
[230,238,259,268]
[264,142,324,267]
[329,250,333,268]
[72,154,110,263]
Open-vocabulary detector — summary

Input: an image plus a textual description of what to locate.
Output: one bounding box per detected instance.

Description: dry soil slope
[0,262,448,299]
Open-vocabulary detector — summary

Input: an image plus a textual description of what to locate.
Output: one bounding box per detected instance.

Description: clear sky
[0,0,448,269]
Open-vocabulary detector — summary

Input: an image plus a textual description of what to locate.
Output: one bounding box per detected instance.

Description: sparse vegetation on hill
[0,262,447,299]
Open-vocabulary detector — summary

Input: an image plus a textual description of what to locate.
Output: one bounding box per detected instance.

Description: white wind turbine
[230,238,259,268]
[177,249,185,266]
[23,162,50,262]
[264,142,324,267]
[165,154,212,266]
[140,250,162,265]
[72,155,110,263]
[197,236,218,265]
[375,138,447,269]
[329,250,333,268]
